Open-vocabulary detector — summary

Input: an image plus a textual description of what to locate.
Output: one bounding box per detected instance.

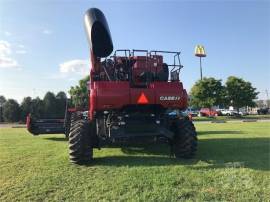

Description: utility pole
[199,57,202,80]
[195,45,207,80]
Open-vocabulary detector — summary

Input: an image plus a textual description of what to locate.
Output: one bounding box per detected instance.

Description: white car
[221,109,246,116]
[220,109,238,116]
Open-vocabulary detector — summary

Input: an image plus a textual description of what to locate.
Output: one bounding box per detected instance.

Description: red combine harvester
[27,8,197,164]
[67,8,198,164]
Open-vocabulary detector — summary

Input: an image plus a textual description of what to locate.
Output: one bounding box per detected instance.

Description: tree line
[69,75,89,108]
[0,74,90,123]
[0,91,68,122]
[190,76,259,111]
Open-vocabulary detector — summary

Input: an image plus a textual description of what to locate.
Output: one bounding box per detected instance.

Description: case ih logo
[160,96,180,101]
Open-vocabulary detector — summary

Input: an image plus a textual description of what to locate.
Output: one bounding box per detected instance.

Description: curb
[12,126,26,128]
[211,120,227,123]
[242,119,257,122]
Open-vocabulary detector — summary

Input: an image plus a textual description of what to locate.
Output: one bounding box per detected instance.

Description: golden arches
[195,45,206,57]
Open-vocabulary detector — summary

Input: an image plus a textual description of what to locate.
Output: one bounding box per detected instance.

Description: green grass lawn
[0,122,269,201]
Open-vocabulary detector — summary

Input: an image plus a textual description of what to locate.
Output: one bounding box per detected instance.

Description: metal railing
[110,49,183,83]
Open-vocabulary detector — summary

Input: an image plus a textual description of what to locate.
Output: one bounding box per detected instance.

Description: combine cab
[66,8,197,164]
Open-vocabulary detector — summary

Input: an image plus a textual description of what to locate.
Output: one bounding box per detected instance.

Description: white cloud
[15,50,27,54]
[16,44,27,54]
[47,73,68,80]
[18,44,25,48]
[68,78,77,81]
[0,40,19,69]
[42,29,53,35]
[0,31,12,37]
[59,59,89,76]
[0,57,18,68]
[0,40,11,55]
[46,59,89,80]
[3,31,12,37]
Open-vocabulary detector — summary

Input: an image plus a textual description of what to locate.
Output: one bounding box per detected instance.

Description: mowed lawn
[0,122,269,201]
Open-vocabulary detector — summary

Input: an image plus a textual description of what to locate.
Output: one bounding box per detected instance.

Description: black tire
[68,112,94,164]
[171,119,197,159]
[64,113,71,139]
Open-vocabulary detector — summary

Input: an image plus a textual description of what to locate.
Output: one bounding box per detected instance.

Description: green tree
[55,91,67,117]
[69,75,90,108]
[190,77,226,108]
[0,95,6,105]
[225,76,259,111]
[3,99,21,122]
[56,91,67,100]
[43,92,57,118]
[0,95,7,122]
[20,97,32,122]
[31,97,44,119]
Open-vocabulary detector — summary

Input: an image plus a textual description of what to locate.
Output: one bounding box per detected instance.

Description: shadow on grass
[43,133,269,171]
[89,137,270,171]
[44,137,67,141]
[92,155,198,167]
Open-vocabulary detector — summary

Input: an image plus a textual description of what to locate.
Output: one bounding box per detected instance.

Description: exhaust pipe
[84,8,113,58]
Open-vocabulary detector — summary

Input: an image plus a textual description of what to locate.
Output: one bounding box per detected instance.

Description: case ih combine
[27,8,197,164]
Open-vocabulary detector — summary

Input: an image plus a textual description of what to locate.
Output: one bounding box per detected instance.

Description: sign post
[195,45,207,80]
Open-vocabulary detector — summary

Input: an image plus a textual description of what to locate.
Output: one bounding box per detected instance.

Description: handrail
[111,49,183,82]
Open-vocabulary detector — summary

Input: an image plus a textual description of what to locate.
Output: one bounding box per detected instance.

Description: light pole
[195,45,207,80]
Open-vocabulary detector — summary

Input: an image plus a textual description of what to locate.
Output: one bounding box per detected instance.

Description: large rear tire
[68,112,94,164]
[64,112,71,139]
[171,119,197,159]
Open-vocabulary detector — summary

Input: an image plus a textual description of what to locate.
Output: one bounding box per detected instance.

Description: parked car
[220,109,236,116]
[199,108,218,117]
[220,109,247,116]
[239,110,248,116]
[257,108,269,115]
[184,108,199,117]
[215,109,224,116]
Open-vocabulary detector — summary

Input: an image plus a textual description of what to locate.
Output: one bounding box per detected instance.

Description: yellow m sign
[195,45,206,57]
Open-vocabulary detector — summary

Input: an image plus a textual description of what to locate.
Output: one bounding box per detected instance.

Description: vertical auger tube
[84,8,113,58]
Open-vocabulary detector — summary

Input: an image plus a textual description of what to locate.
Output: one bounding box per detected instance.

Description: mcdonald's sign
[195,45,206,57]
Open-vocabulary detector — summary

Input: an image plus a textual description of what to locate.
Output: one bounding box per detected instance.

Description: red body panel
[150,82,186,108]
[88,54,188,119]
[89,80,188,118]
[26,114,31,130]
[94,81,130,110]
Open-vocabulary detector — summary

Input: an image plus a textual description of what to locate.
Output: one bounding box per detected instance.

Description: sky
[0,0,269,103]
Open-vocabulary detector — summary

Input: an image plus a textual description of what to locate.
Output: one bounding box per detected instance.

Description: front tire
[171,119,197,159]
[68,112,94,164]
